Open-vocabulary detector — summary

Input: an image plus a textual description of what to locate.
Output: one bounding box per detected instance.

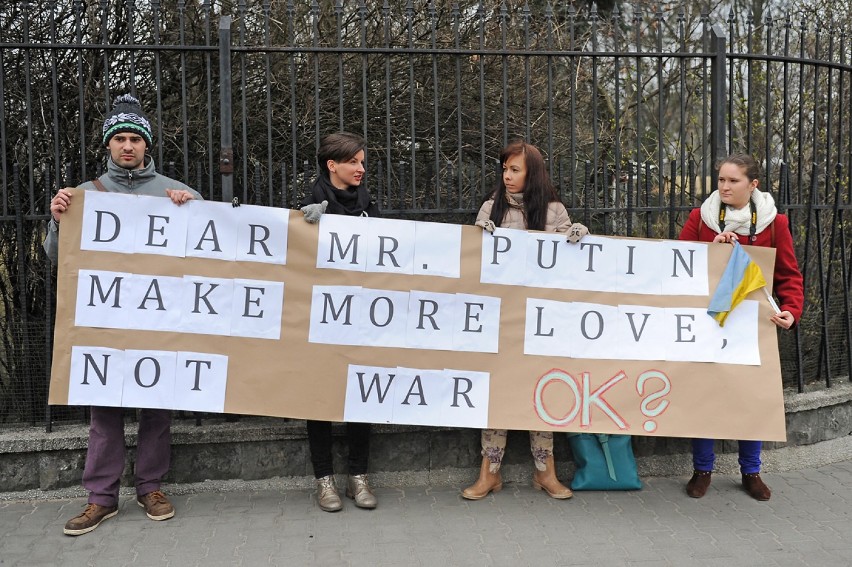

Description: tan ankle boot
[532,456,573,499]
[461,457,503,500]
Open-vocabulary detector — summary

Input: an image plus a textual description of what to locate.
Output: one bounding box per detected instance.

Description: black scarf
[310,174,374,217]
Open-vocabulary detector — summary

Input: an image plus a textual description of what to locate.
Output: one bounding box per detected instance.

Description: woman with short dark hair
[301,131,380,512]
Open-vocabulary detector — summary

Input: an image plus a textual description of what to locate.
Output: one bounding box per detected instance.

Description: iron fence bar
[97,0,108,107]
[49,1,61,199]
[477,4,485,202]
[668,161,676,239]
[0,13,7,217]
[545,3,553,180]
[453,3,462,210]
[429,1,440,210]
[655,7,664,229]
[152,0,165,169]
[763,12,773,186]
[126,0,137,93]
[12,166,34,424]
[204,0,215,201]
[335,0,344,131]
[612,6,622,226]
[782,15,791,172]
[796,19,806,208]
[726,11,734,156]
[359,0,368,175]
[179,1,190,184]
[591,6,600,222]
[801,164,829,386]
[710,24,726,193]
[500,3,507,147]
[238,1,248,204]
[286,0,297,206]
[406,1,415,210]
[745,12,753,153]
[218,16,233,204]
[819,163,845,386]
[43,164,54,432]
[522,3,530,143]
[633,6,642,213]
[382,1,391,211]
[569,6,577,200]
[73,0,86,181]
[311,1,319,151]
[824,28,835,187]
[677,6,686,210]
[22,1,35,217]
[644,162,652,236]
[700,12,709,201]
[263,0,273,205]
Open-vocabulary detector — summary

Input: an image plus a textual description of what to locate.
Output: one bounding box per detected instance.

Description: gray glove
[566,223,589,243]
[475,218,496,233]
[301,200,328,223]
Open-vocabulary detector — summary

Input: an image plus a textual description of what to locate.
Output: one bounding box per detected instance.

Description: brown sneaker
[136,490,175,520]
[63,503,118,536]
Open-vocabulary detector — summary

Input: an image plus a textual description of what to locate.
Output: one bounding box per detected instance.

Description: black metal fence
[0,1,850,428]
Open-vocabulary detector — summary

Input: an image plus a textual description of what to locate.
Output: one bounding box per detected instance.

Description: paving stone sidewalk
[2,461,852,566]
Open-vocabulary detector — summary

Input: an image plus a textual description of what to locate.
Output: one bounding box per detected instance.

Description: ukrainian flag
[707,240,767,326]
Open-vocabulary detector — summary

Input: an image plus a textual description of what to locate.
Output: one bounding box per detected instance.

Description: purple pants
[83,406,172,507]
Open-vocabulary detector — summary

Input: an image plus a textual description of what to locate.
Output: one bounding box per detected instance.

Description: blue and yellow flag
[707,241,767,326]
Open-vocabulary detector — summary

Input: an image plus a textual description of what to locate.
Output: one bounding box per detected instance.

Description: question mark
[636,370,671,433]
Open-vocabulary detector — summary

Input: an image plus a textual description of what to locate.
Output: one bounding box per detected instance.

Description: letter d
[94,210,121,243]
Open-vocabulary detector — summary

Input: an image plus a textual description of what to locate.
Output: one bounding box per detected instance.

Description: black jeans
[306,420,370,479]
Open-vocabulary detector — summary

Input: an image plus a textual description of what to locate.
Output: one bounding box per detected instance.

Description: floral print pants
[481,429,553,473]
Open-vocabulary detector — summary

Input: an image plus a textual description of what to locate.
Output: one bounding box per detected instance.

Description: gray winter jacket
[43,156,202,263]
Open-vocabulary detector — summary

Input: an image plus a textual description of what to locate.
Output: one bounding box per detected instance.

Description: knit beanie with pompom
[102,94,153,147]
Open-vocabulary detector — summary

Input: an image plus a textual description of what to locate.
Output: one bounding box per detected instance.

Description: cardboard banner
[49,190,786,441]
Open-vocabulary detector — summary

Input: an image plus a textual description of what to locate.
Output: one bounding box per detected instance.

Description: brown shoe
[686,470,712,498]
[63,503,118,536]
[742,473,771,501]
[462,457,503,500]
[136,490,175,520]
[532,456,573,499]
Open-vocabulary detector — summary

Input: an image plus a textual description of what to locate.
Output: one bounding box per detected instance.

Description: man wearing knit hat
[44,94,202,536]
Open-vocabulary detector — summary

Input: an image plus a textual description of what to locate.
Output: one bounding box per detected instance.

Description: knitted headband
[102,94,153,147]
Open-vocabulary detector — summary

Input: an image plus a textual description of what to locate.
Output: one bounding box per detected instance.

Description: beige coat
[476,195,573,232]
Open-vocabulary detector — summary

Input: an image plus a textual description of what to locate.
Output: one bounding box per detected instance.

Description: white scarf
[699,187,777,236]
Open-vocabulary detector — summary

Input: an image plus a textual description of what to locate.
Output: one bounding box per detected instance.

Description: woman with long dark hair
[463,140,588,500]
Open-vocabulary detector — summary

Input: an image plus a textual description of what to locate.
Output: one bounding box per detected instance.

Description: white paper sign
[121,350,178,410]
[174,352,229,412]
[68,346,125,407]
[229,279,285,340]
[234,204,289,264]
[413,221,461,278]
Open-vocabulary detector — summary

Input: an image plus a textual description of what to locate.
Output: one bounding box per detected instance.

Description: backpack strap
[92,178,107,192]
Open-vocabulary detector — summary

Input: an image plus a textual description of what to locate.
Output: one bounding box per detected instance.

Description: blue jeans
[692,438,762,474]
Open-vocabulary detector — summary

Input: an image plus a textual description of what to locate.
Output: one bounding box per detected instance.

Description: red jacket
[679,208,804,322]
